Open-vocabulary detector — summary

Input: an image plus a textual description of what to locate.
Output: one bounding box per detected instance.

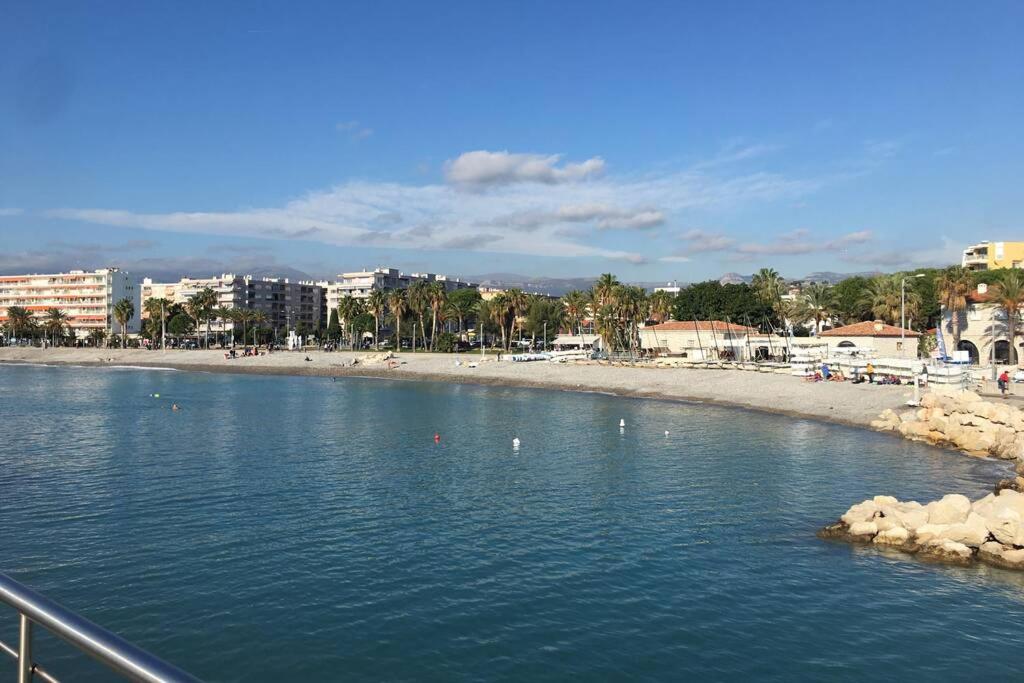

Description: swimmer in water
[171,403,180,411]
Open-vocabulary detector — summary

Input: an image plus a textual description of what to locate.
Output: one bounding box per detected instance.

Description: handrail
[0,573,201,682]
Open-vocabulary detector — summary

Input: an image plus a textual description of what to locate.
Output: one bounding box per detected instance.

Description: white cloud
[679,230,738,253]
[0,208,24,216]
[444,150,605,187]
[336,120,373,141]
[45,148,826,264]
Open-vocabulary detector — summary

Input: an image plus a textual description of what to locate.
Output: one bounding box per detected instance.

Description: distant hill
[800,270,881,284]
[718,272,752,285]
[467,273,597,296]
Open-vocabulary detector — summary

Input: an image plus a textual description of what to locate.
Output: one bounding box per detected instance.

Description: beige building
[639,321,769,360]
[940,283,1021,365]
[0,268,140,339]
[816,321,920,357]
[962,241,1024,271]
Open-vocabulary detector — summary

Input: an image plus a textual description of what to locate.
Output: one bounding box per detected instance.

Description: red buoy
[434,433,441,443]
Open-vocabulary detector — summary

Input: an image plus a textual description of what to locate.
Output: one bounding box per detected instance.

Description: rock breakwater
[871,387,1024,460]
[821,487,1024,569]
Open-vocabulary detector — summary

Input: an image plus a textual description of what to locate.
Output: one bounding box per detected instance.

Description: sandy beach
[0,347,918,428]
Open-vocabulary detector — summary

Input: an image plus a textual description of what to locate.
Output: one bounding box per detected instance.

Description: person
[171,403,180,411]
[820,362,831,380]
[866,362,875,384]
[999,369,1010,398]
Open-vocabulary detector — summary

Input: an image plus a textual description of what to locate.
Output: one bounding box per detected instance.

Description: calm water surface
[1,364,1022,681]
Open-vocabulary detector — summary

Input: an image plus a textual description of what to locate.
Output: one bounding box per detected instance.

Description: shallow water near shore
[1,364,1022,681]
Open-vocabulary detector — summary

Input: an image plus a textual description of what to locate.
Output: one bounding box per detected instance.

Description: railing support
[18,614,33,683]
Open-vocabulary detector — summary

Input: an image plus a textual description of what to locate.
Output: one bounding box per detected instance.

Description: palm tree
[144,297,172,350]
[562,290,588,335]
[991,270,1024,366]
[752,267,785,320]
[797,283,834,334]
[936,265,975,348]
[488,293,510,351]
[185,288,217,348]
[367,289,388,349]
[427,281,448,350]
[336,296,366,349]
[387,289,408,349]
[3,305,36,342]
[212,307,236,346]
[113,297,135,349]
[504,288,529,349]
[87,328,107,348]
[249,309,268,346]
[861,275,916,326]
[406,281,430,350]
[43,307,69,346]
[593,273,620,307]
[648,290,674,323]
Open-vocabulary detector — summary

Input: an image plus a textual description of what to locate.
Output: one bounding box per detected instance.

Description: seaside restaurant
[639,321,777,361]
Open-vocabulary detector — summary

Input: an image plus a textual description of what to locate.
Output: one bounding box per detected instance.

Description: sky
[1,1,1022,283]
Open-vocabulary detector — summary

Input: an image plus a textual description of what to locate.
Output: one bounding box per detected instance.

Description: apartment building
[141,274,325,334]
[0,268,141,339]
[941,282,1022,366]
[962,241,1024,271]
[322,267,476,311]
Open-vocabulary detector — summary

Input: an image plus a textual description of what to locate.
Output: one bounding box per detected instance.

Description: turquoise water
[1,364,1023,681]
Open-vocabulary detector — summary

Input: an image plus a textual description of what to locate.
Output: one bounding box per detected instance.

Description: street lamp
[901,273,925,357]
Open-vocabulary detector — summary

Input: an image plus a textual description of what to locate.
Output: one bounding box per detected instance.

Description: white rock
[874,526,910,545]
[926,494,972,525]
[942,512,990,547]
[848,521,879,537]
[922,539,973,562]
[985,508,1021,546]
[993,490,1024,519]
[872,495,899,507]
[841,500,878,526]
[914,524,951,543]
[886,504,929,531]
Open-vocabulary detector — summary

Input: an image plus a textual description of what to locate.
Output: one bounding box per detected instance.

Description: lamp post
[901,274,925,357]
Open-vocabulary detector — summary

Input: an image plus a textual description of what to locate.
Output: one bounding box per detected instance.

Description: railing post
[18,613,33,683]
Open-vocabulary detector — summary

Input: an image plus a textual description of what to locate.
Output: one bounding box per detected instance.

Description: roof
[643,320,759,334]
[820,321,921,338]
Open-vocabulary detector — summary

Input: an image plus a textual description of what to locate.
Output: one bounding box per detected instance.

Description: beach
[0,347,914,428]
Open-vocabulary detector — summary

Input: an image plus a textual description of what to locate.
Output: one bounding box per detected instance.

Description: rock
[942,512,990,547]
[972,493,996,518]
[919,539,973,564]
[841,501,878,526]
[984,508,1021,546]
[914,523,950,543]
[1015,459,1024,477]
[848,521,878,537]
[920,393,938,408]
[926,494,972,525]
[872,495,898,507]
[874,526,910,546]
[993,489,1024,518]
[882,502,928,531]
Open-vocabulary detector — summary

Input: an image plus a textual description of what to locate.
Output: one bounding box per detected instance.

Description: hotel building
[141,275,325,334]
[0,268,141,339]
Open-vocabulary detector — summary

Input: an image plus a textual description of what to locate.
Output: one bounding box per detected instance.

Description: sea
[1,363,1023,681]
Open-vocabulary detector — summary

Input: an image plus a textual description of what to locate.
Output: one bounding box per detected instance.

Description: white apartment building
[322,267,476,311]
[141,274,325,334]
[0,268,141,339]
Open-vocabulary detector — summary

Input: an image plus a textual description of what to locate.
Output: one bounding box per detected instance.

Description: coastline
[0,347,915,430]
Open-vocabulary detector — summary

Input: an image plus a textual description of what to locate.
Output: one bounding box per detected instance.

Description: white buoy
[619,419,626,428]
[512,437,520,450]
[665,430,670,436]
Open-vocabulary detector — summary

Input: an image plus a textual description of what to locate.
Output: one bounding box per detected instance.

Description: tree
[3,306,36,342]
[861,275,918,327]
[168,312,194,337]
[446,288,482,337]
[406,281,430,350]
[831,276,872,325]
[427,281,448,350]
[504,288,529,349]
[991,269,1024,366]
[43,307,69,346]
[648,290,674,323]
[593,273,620,307]
[751,267,785,318]
[185,288,217,348]
[561,290,589,335]
[326,309,341,341]
[212,307,236,346]
[387,289,408,348]
[249,310,269,345]
[795,283,834,333]
[488,293,510,350]
[113,297,135,349]
[671,281,773,329]
[87,328,107,348]
[336,296,365,350]
[144,297,172,349]
[524,298,565,347]
[367,289,388,349]
[936,265,975,348]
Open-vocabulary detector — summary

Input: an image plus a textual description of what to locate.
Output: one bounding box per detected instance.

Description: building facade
[639,321,765,360]
[816,321,920,357]
[941,283,1022,365]
[141,274,325,335]
[322,267,476,311]
[962,241,1024,271]
[0,268,141,339]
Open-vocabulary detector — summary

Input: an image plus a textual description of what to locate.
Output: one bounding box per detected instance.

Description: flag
[935,325,948,360]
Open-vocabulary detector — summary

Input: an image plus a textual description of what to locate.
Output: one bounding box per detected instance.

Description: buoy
[154,393,160,398]
[619,419,625,428]
[665,430,670,436]
[434,433,441,443]
[512,437,520,450]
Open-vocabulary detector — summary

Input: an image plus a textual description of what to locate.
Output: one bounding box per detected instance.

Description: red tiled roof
[644,320,759,334]
[820,321,921,338]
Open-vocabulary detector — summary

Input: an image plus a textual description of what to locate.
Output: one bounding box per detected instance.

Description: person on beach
[866,362,875,384]
[999,370,1010,398]
[820,362,831,380]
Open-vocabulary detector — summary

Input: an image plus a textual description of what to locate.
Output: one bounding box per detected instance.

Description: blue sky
[1,1,1021,282]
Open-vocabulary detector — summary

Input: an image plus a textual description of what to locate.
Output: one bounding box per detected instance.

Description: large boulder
[984,508,1022,546]
[874,526,911,546]
[926,494,972,525]
[881,502,928,531]
[942,512,990,547]
[919,539,974,564]
[993,490,1024,519]
[848,521,878,537]
[914,524,951,543]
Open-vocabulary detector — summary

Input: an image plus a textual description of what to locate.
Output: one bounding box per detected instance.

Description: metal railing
[0,573,201,683]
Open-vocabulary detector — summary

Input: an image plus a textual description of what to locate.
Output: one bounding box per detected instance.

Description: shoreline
[0,347,918,431]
